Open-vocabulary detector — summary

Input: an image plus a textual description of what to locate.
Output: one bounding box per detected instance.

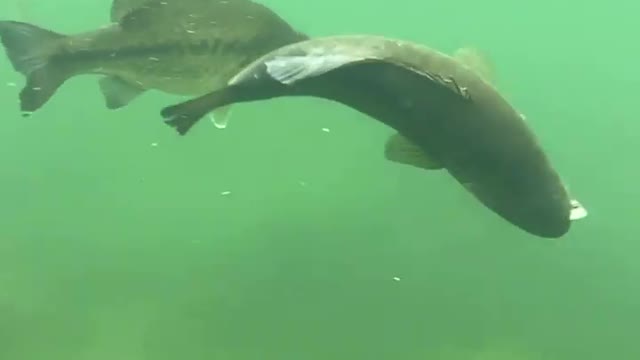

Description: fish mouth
[461,181,576,238]
[526,199,586,238]
[569,199,588,221]
[465,184,576,238]
[505,200,580,238]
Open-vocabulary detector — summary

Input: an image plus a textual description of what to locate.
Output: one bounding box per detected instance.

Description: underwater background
[0,0,638,359]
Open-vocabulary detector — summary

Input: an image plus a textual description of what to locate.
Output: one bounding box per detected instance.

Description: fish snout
[509,195,577,238]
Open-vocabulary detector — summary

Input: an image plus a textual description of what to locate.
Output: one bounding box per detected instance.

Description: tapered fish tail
[0,20,71,115]
[161,88,236,136]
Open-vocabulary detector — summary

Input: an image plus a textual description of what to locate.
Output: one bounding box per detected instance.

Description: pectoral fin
[209,105,233,129]
[98,76,146,109]
[384,132,443,170]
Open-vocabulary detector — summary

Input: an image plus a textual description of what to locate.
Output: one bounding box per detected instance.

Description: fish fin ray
[0,21,64,75]
[384,132,443,170]
[99,76,147,109]
[0,21,71,114]
[111,0,153,23]
[117,2,164,30]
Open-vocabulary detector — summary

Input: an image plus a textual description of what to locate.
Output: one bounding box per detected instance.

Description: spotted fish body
[0,0,307,116]
[54,18,303,95]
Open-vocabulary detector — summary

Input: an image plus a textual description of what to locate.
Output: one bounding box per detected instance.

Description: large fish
[0,0,307,128]
[160,35,588,238]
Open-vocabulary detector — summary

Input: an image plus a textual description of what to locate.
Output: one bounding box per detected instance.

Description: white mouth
[569,199,588,221]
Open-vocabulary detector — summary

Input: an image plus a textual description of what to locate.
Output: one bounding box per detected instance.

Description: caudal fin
[161,89,234,136]
[0,20,70,115]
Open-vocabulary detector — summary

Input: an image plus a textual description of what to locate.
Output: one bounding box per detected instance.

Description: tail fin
[161,89,234,136]
[0,21,70,115]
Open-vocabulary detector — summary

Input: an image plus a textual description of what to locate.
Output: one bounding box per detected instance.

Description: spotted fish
[0,0,307,128]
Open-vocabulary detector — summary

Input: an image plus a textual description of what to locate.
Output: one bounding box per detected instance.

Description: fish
[0,0,307,129]
[159,35,588,238]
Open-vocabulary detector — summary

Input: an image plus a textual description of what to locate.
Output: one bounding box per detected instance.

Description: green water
[0,1,638,359]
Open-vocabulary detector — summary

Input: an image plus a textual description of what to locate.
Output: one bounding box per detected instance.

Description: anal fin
[98,76,146,109]
[384,132,443,170]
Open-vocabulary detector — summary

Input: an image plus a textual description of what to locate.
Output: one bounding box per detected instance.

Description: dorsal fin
[452,47,495,84]
[117,0,173,31]
[110,0,153,23]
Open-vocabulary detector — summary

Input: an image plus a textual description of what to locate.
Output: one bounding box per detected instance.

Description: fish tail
[0,20,71,115]
[161,88,235,136]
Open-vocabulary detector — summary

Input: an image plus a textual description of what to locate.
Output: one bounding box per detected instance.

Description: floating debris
[220,191,231,196]
[392,276,401,282]
[321,127,330,132]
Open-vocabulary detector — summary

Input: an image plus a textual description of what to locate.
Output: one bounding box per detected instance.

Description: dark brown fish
[0,0,307,128]
[160,35,588,238]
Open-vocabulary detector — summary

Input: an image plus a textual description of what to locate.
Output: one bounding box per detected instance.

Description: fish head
[431,70,586,238]
[460,168,583,238]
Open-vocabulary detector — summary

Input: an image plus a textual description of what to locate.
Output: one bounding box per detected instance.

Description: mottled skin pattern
[50,0,307,96]
[174,35,574,238]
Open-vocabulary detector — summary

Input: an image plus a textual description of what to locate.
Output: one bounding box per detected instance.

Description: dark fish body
[0,0,307,119]
[162,35,587,238]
